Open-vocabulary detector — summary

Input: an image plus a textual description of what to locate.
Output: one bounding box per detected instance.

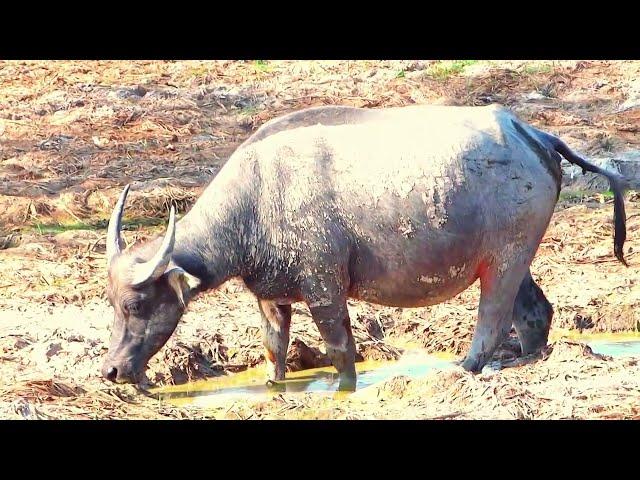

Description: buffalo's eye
[126,301,141,315]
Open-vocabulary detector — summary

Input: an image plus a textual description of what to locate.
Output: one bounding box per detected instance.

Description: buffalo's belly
[348,272,477,308]
[347,235,482,308]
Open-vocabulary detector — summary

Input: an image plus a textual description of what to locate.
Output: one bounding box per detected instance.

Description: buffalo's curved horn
[131,206,176,286]
[106,184,131,267]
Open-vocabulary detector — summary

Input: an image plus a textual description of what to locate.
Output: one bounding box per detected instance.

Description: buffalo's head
[101,185,199,384]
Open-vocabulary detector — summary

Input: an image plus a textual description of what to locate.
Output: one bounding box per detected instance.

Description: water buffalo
[101,104,627,390]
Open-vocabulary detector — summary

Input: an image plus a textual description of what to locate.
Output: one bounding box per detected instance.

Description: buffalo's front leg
[308,301,357,391]
[258,300,291,383]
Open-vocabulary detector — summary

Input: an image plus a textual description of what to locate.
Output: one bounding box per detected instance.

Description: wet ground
[2,60,640,419]
[153,351,457,408]
[151,335,640,413]
[587,338,640,357]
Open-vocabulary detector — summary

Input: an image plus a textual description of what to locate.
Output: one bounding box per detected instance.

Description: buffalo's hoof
[480,360,502,377]
[265,379,286,392]
[520,341,549,357]
[460,355,489,373]
[337,375,357,392]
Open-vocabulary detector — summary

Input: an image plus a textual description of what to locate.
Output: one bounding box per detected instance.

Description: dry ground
[1,60,640,419]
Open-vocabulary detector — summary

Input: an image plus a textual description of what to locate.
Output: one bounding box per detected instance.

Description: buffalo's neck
[170,154,258,291]
[171,212,246,291]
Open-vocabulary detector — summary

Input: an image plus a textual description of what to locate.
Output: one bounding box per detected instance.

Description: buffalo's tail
[535,129,628,266]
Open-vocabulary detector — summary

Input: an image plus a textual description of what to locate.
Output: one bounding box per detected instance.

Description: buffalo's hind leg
[258,299,292,383]
[462,260,532,373]
[308,300,357,391]
[512,270,553,355]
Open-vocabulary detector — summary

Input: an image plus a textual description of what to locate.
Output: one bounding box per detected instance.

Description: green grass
[30,217,167,235]
[426,60,478,80]
[179,64,212,82]
[396,70,405,78]
[559,190,614,202]
[252,60,272,73]
[239,106,260,116]
[521,62,553,75]
[32,221,104,235]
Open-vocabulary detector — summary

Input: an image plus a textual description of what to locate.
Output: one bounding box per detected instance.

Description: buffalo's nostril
[105,367,118,382]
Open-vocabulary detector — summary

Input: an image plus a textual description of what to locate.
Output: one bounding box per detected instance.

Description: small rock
[133,85,148,97]
[403,60,429,72]
[78,83,94,92]
[46,342,63,359]
[524,91,549,102]
[618,96,640,112]
[362,316,384,340]
[286,339,332,371]
[193,134,218,143]
[12,398,39,420]
[13,338,30,350]
[92,136,109,148]
[109,85,148,100]
[66,334,85,343]
[594,80,609,90]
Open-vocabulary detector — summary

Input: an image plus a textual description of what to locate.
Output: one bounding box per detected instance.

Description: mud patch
[3,60,640,419]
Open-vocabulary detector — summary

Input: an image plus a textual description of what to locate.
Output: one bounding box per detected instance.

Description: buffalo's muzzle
[105,367,118,382]
[102,361,138,384]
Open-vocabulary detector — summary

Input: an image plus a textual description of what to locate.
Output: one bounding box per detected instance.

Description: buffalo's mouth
[102,357,148,385]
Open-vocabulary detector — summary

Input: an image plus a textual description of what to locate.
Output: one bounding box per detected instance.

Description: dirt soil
[1,60,640,419]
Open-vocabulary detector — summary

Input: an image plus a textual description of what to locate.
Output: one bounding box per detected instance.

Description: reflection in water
[588,339,640,358]
[152,336,640,409]
[550,329,640,358]
[152,351,455,408]
[550,330,640,343]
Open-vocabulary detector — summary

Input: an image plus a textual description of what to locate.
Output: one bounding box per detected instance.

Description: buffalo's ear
[165,268,201,308]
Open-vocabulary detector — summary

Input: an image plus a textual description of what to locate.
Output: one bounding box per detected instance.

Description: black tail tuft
[612,178,628,266]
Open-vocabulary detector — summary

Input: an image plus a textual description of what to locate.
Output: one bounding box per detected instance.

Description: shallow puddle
[152,333,640,409]
[551,330,640,358]
[152,350,456,408]
[587,339,640,357]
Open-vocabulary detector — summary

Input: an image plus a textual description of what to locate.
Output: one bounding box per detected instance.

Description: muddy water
[550,329,640,357]
[152,351,456,408]
[152,333,640,409]
[587,337,640,357]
